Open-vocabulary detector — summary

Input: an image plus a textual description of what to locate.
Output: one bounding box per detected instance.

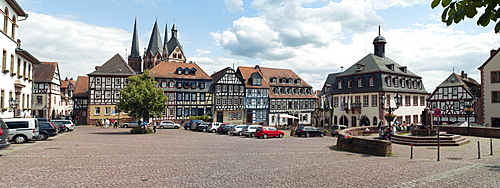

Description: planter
[344,139,353,144]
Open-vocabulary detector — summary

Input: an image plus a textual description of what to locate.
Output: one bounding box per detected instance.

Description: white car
[229,125,248,136]
[159,121,181,129]
[207,122,223,133]
[242,125,262,137]
[52,120,76,131]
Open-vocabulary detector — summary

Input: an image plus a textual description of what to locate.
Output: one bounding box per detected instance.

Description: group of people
[101,118,119,129]
[377,121,417,140]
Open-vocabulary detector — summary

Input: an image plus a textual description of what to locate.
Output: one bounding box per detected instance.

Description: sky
[15,0,500,92]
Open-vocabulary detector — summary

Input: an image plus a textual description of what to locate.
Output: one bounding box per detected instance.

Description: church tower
[128,18,142,73]
[165,23,186,63]
[143,20,164,71]
[373,25,386,58]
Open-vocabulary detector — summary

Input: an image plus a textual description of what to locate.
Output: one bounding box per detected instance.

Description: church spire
[145,20,163,56]
[171,22,177,39]
[130,18,140,58]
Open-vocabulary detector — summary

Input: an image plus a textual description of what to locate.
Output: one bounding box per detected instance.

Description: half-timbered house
[72,76,89,125]
[87,54,136,125]
[237,66,270,124]
[149,61,213,122]
[427,71,480,125]
[33,62,63,119]
[211,67,245,124]
[60,77,76,118]
[478,47,500,127]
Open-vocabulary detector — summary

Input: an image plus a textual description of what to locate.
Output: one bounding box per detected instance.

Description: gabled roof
[149,61,211,80]
[237,66,270,88]
[258,66,312,88]
[33,62,57,82]
[87,54,136,76]
[322,72,340,95]
[73,76,89,98]
[61,78,76,90]
[211,67,245,83]
[478,47,500,70]
[337,54,421,78]
[166,23,184,56]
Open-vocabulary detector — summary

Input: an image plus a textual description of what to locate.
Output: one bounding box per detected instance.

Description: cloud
[224,0,245,12]
[18,12,130,79]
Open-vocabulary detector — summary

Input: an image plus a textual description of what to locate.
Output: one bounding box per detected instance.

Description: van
[3,118,39,144]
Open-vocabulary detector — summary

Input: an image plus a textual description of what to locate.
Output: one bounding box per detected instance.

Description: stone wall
[439,126,500,138]
[336,127,392,156]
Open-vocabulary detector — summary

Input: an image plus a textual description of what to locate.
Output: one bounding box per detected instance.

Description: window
[358,78,363,87]
[491,71,500,83]
[337,80,342,89]
[106,78,111,85]
[169,81,175,88]
[2,50,6,71]
[105,91,111,98]
[420,96,425,106]
[401,79,405,88]
[115,91,120,98]
[454,101,460,111]
[372,95,378,107]
[105,107,111,115]
[115,78,121,85]
[177,93,183,101]
[369,77,374,86]
[443,88,448,95]
[334,97,339,107]
[492,91,500,103]
[37,96,43,104]
[222,98,227,105]
[96,77,101,84]
[216,98,221,105]
[95,107,101,115]
[222,85,227,92]
[95,91,101,98]
[200,93,205,101]
[240,86,244,92]
[405,96,411,106]
[228,98,232,105]
[216,85,221,92]
[363,95,369,107]
[177,108,182,117]
[386,77,391,87]
[413,96,418,106]
[234,85,239,92]
[184,93,190,101]
[452,87,458,95]
[228,85,233,92]
[393,77,398,87]
[347,79,352,88]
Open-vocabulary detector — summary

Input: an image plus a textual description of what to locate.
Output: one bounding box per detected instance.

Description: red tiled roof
[237,66,270,88]
[73,76,89,97]
[33,62,57,82]
[149,61,211,79]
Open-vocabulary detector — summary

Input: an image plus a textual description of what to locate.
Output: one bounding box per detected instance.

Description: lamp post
[459,96,476,136]
[9,98,19,118]
[379,93,401,128]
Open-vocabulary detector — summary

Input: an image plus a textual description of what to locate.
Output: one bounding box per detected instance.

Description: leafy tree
[431,0,500,33]
[116,70,167,125]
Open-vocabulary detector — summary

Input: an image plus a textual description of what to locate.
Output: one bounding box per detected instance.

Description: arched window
[176,67,182,74]
[347,79,353,88]
[183,67,190,74]
[385,76,391,87]
[357,78,363,87]
[190,68,197,75]
[4,8,9,32]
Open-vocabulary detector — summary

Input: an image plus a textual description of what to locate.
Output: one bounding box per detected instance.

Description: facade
[72,76,89,125]
[245,65,315,127]
[326,32,428,127]
[149,61,213,122]
[33,62,63,119]
[60,77,76,118]
[237,66,270,124]
[478,48,500,127]
[87,54,136,125]
[317,73,341,128]
[427,71,480,125]
[1,0,39,118]
[211,67,246,124]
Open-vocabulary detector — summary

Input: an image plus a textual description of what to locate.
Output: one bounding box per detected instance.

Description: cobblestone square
[1,126,499,187]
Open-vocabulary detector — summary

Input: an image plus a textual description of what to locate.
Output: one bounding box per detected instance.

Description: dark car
[185,120,204,130]
[217,124,234,134]
[52,121,67,133]
[37,122,58,141]
[295,126,324,137]
[195,122,211,132]
[0,119,10,150]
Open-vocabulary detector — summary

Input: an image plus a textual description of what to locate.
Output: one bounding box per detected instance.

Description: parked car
[207,122,223,133]
[37,122,58,141]
[331,125,347,136]
[0,118,10,150]
[255,126,285,139]
[52,121,67,133]
[52,120,76,131]
[242,125,262,137]
[37,118,51,123]
[121,120,142,128]
[229,125,248,136]
[159,121,181,129]
[295,126,324,137]
[195,122,212,132]
[217,124,234,134]
[3,118,39,144]
[185,120,204,130]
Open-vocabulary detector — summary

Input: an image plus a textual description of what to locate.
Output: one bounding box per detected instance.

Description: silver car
[229,125,248,136]
[242,125,262,137]
[159,121,181,129]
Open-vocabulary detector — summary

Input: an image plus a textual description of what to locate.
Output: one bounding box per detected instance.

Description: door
[217,111,223,122]
[247,112,253,124]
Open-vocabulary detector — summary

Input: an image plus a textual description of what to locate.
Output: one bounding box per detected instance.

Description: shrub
[130,127,153,134]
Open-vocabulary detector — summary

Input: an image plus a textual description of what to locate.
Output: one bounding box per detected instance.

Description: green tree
[431,0,500,33]
[116,70,167,125]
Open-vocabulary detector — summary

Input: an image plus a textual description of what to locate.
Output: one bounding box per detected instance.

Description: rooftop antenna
[452,67,455,73]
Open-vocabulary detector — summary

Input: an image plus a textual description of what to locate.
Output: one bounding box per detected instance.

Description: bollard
[410,142,413,159]
[478,141,481,159]
[491,139,493,156]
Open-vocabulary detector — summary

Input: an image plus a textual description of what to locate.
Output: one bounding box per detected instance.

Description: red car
[255,126,285,139]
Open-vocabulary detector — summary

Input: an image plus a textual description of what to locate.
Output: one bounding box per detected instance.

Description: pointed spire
[171,22,177,39]
[145,20,163,56]
[373,25,386,58]
[130,17,141,58]
[163,21,169,49]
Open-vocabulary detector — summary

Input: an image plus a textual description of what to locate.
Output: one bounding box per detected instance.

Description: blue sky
[16,0,500,92]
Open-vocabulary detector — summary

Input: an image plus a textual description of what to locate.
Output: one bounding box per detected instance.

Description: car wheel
[66,128,70,132]
[238,131,242,136]
[320,133,324,137]
[37,133,47,141]
[250,133,255,138]
[279,133,284,138]
[202,128,207,132]
[14,135,27,144]
[306,133,310,138]
[160,126,164,129]
[263,134,268,139]
[123,125,128,128]
[175,126,179,129]
[211,129,216,133]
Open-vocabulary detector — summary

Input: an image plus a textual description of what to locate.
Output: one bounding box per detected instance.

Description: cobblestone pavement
[1,126,499,187]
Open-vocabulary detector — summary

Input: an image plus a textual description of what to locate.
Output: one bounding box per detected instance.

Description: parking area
[1,126,499,187]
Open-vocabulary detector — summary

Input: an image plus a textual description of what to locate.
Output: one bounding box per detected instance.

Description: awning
[280,114,298,119]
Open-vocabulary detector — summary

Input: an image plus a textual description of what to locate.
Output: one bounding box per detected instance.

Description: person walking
[114,121,118,129]
[153,122,157,133]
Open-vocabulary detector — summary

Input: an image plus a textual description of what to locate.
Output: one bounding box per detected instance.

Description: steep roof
[337,54,421,78]
[165,23,184,55]
[145,20,163,56]
[87,54,136,76]
[211,67,245,83]
[73,76,89,98]
[33,62,57,82]
[149,61,212,80]
[129,18,141,58]
[237,66,270,88]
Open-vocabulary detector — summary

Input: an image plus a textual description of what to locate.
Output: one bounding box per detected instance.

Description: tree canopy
[431,0,500,33]
[116,70,167,122]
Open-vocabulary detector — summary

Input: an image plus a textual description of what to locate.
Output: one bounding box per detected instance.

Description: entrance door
[247,112,253,124]
[217,111,223,122]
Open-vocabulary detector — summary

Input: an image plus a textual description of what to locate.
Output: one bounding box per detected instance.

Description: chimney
[461,71,464,78]
[254,65,260,70]
[464,73,468,79]
[95,66,101,70]
[491,49,498,57]
[17,39,21,48]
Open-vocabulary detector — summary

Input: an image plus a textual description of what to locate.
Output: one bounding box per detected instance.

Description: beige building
[478,48,500,127]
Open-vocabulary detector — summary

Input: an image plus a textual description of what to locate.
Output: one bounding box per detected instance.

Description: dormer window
[369,77,374,87]
[273,88,279,94]
[176,81,183,88]
[356,64,364,72]
[338,80,342,89]
[281,78,286,83]
[288,78,292,84]
[286,88,291,94]
[347,79,353,88]
[176,67,183,74]
[386,64,394,71]
[294,79,301,85]
[357,78,363,87]
[190,68,197,75]
[271,77,277,83]
[399,66,407,73]
[183,67,190,74]
[199,82,205,89]
[252,78,262,86]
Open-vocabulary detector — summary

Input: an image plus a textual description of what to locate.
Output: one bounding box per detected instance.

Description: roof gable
[149,61,211,80]
[338,54,421,78]
[33,62,58,82]
[88,54,136,76]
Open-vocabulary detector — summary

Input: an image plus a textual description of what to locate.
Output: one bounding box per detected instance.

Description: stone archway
[373,116,378,126]
[360,115,370,126]
[339,115,348,126]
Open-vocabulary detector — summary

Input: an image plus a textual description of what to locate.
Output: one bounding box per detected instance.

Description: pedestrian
[114,121,118,129]
[378,121,384,138]
[153,122,157,133]
[104,118,109,129]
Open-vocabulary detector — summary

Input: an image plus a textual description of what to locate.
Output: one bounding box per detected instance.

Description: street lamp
[459,96,476,136]
[379,93,401,127]
[9,98,19,118]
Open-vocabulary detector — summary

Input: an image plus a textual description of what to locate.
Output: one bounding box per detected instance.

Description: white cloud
[18,12,130,79]
[224,0,245,12]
